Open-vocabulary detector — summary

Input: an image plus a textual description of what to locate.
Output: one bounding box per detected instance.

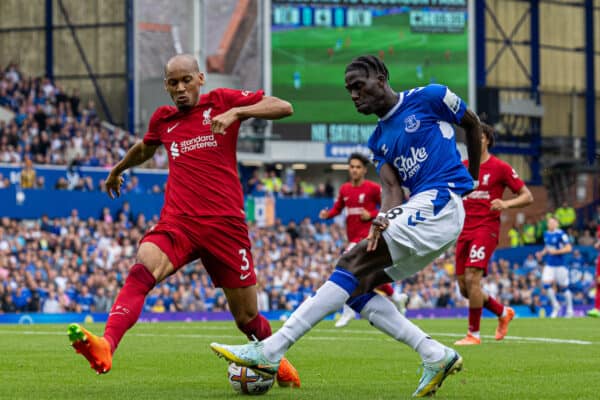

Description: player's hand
[319,209,329,219]
[105,173,124,199]
[210,108,239,134]
[360,208,372,221]
[490,199,508,211]
[367,215,389,252]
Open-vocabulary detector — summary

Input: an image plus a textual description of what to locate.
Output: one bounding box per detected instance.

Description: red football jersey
[462,155,525,233]
[327,180,381,243]
[143,88,264,218]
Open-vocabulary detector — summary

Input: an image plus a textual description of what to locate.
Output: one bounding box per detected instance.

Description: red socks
[377,283,395,297]
[468,307,482,333]
[104,263,156,353]
[484,296,505,317]
[239,314,272,341]
[595,283,600,310]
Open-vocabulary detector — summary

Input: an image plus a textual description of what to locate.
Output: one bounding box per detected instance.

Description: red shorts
[140,215,256,288]
[455,229,499,276]
[596,256,600,277]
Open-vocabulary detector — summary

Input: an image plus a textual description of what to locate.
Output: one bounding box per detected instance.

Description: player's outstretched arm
[459,109,482,181]
[211,96,293,134]
[105,141,159,199]
[490,185,534,211]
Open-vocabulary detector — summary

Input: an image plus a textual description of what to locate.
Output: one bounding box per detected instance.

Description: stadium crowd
[0,64,326,197]
[1,64,598,315]
[0,210,597,315]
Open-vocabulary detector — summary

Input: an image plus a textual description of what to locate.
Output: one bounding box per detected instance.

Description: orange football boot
[276,357,301,388]
[495,306,515,340]
[68,323,113,374]
[454,333,481,345]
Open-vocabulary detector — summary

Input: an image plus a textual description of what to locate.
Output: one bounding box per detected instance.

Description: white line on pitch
[0,329,593,345]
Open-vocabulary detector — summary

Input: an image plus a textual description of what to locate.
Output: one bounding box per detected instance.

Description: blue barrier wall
[0,186,334,224]
[0,164,168,189]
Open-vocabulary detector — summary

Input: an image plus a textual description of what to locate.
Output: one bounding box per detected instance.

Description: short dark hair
[348,152,370,167]
[481,122,495,149]
[345,55,389,81]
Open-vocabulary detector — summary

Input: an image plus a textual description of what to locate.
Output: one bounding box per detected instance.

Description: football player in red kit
[67,54,300,386]
[454,123,533,345]
[586,229,600,318]
[320,153,407,327]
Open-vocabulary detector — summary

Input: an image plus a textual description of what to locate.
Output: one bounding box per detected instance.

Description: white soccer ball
[227,363,274,395]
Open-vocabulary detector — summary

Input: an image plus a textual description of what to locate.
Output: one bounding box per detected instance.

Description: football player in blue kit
[211,55,482,398]
[536,215,574,317]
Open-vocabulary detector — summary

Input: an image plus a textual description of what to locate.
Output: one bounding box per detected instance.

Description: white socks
[360,294,446,363]
[564,290,573,314]
[546,287,559,309]
[262,281,350,361]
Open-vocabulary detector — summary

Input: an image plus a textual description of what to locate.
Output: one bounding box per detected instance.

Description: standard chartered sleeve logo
[170,142,180,158]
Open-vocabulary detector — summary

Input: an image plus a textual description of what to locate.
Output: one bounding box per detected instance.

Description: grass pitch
[1,318,599,399]
[272,13,468,124]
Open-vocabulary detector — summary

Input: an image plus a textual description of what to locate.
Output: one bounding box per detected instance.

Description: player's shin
[103,263,156,353]
[357,293,446,363]
[262,267,357,361]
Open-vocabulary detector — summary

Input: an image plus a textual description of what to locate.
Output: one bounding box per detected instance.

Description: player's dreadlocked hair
[345,55,390,81]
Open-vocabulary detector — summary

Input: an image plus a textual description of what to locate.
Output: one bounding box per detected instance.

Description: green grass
[1,318,599,399]
[272,13,468,123]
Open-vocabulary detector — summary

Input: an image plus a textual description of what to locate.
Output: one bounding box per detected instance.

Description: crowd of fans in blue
[0,210,597,315]
[1,65,599,315]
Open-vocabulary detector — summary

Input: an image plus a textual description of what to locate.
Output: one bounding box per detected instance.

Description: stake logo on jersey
[368,84,473,197]
[393,146,428,181]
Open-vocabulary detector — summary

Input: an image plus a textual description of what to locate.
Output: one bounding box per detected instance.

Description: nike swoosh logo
[240,273,252,280]
[167,122,180,133]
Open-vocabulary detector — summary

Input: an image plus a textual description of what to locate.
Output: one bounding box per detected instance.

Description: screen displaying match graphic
[271,0,469,141]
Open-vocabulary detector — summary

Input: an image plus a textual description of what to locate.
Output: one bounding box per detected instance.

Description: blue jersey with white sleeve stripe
[367,84,475,197]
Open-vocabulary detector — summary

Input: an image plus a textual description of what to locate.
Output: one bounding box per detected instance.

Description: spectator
[555,202,576,229]
[508,225,522,247]
[577,229,596,246]
[20,158,36,189]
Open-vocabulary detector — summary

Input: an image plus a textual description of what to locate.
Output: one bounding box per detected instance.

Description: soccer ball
[227,363,274,395]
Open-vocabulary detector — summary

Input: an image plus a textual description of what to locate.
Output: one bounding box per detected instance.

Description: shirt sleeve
[369,183,382,218]
[328,185,346,218]
[216,88,265,109]
[502,161,525,193]
[422,84,467,125]
[143,108,164,145]
[367,126,386,175]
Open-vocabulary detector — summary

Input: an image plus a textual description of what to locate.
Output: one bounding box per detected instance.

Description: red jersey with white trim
[328,180,381,243]
[143,88,264,218]
[462,155,524,233]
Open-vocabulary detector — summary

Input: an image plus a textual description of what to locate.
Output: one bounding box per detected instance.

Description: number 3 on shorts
[239,249,250,271]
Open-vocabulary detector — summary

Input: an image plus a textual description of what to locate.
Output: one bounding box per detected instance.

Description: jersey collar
[379,92,404,122]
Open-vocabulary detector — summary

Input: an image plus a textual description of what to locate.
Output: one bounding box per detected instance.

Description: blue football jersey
[367,84,475,197]
[543,229,571,267]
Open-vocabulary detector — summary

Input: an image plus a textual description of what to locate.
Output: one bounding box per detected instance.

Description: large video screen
[271,0,469,142]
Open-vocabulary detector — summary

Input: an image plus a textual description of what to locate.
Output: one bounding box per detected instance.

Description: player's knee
[136,242,173,282]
